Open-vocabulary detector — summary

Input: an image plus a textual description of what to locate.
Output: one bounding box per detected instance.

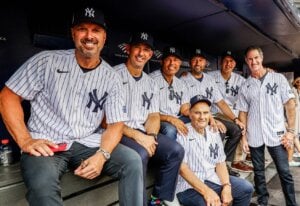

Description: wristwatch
[97,148,111,160]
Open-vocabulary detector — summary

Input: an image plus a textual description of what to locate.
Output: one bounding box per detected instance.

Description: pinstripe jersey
[114,63,159,131]
[208,70,246,116]
[236,72,295,147]
[180,72,223,114]
[149,70,189,117]
[5,49,127,149]
[176,124,226,193]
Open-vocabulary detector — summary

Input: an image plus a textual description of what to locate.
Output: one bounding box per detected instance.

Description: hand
[136,133,158,157]
[203,187,222,206]
[234,119,246,135]
[221,185,233,206]
[21,138,58,156]
[214,120,227,133]
[281,132,294,149]
[74,152,105,179]
[170,117,188,136]
[241,135,250,153]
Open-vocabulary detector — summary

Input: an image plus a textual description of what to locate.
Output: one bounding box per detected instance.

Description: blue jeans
[177,176,253,206]
[160,116,190,140]
[250,144,297,206]
[121,133,184,206]
[21,142,143,206]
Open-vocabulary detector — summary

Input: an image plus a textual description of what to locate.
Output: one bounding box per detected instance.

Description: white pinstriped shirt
[208,71,246,116]
[149,70,189,117]
[236,72,295,147]
[114,63,159,131]
[180,72,223,114]
[176,124,226,193]
[6,49,127,149]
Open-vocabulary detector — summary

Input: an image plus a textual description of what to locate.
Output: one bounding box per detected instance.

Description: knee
[160,123,178,140]
[124,149,144,172]
[170,142,185,160]
[242,181,254,195]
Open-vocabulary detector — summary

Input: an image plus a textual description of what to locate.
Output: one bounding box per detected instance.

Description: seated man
[176,95,253,206]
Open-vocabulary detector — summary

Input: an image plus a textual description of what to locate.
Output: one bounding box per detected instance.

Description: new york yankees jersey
[114,63,159,131]
[180,72,223,114]
[176,124,226,193]
[6,49,127,148]
[236,72,295,147]
[208,70,246,116]
[149,70,189,117]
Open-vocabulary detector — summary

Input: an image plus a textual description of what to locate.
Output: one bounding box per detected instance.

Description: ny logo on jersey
[174,91,183,105]
[205,87,213,99]
[86,89,108,113]
[141,32,148,40]
[85,8,95,18]
[209,143,219,159]
[142,92,153,110]
[266,83,278,95]
[229,86,239,96]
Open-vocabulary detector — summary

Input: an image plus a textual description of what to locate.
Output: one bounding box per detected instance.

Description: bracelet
[222,182,232,188]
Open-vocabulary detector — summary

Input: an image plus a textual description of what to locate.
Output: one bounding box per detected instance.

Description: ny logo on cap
[85,7,95,18]
[195,49,201,54]
[226,51,232,55]
[170,47,176,53]
[140,32,149,40]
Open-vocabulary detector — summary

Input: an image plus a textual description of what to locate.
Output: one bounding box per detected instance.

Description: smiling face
[71,22,106,60]
[189,102,211,132]
[161,55,182,77]
[190,56,207,75]
[221,56,236,75]
[245,48,264,74]
[126,43,153,71]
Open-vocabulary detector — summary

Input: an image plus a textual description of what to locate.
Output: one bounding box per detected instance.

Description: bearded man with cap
[180,49,246,177]
[0,5,143,206]
[114,33,184,206]
[208,51,253,173]
[175,95,253,206]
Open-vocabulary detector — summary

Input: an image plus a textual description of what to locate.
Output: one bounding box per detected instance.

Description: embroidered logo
[205,87,213,99]
[209,143,219,159]
[229,85,239,96]
[142,92,153,110]
[141,32,148,40]
[86,90,108,112]
[57,69,69,73]
[266,83,278,95]
[174,91,183,105]
[85,8,95,18]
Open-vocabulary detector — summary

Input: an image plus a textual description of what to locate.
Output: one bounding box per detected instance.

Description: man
[176,95,253,206]
[180,49,245,176]
[149,46,190,140]
[0,5,143,206]
[113,32,184,206]
[237,46,297,206]
[208,51,253,173]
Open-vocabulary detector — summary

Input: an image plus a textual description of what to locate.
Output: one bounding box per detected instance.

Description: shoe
[227,166,240,177]
[149,195,165,206]
[245,153,252,163]
[293,152,300,158]
[231,161,253,173]
[289,160,300,167]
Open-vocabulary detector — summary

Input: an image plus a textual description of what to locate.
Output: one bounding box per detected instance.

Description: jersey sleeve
[279,74,295,104]
[235,84,249,112]
[5,51,47,100]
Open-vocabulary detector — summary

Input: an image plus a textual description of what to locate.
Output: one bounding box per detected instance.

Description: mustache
[81,38,98,44]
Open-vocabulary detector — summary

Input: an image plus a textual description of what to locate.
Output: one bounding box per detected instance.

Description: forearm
[144,112,160,134]
[0,87,32,148]
[215,162,230,185]
[285,98,296,131]
[218,100,236,121]
[100,122,124,153]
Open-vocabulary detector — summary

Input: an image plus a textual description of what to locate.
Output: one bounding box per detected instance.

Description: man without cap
[0,5,143,206]
[208,51,253,173]
[180,49,245,176]
[149,46,190,140]
[175,95,253,206]
[237,46,297,206]
[113,32,184,206]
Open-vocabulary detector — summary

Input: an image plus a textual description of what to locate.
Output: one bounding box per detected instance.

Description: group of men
[0,4,297,206]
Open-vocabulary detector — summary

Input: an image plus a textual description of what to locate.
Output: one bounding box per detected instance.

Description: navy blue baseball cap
[129,32,154,49]
[190,95,211,108]
[162,46,182,60]
[190,48,207,59]
[72,6,107,30]
[221,50,236,61]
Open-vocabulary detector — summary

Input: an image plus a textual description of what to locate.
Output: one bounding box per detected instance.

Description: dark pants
[250,144,297,206]
[121,133,184,206]
[177,176,254,206]
[21,142,143,206]
[160,116,190,140]
[216,117,242,162]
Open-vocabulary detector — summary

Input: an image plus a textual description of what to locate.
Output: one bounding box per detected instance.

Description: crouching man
[176,95,254,206]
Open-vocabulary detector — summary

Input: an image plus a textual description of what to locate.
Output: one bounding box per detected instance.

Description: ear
[125,44,130,55]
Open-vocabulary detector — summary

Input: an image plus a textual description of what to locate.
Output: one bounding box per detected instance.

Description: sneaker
[149,195,165,206]
[231,161,253,173]
[289,160,300,167]
[293,152,300,158]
